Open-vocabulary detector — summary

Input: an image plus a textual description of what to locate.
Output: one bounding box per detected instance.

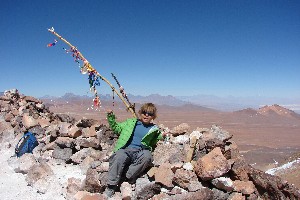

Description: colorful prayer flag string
[47,27,137,117]
[47,39,57,47]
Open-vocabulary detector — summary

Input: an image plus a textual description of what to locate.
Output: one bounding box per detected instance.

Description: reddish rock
[151,193,170,200]
[228,192,245,200]
[95,162,109,173]
[248,167,300,199]
[23,96,42,103]
[22,113,38,129]
[4,112,14,122]
[81,193,105,200]
[233,180,255,195]
[42,141,58,151]
[82,126,97,137]
[58,122,72,137]
[154,162,174,187]
[147,167,158,178]
[171,123,190,136]
[83,168,104,193]
[55,137,75,148]
[68,126,82,138]
[194,147,231,180]
[80,156,95,174]
[73,191,106,200]
[75,136,100,148]
[67,178,82,196]
[230,157,250,181]
[37,118,50,128]
[26,161,54,186]
[169,187,213,200]
[71,148,107,164]
[224,139,240,160]
[173,168,198,189]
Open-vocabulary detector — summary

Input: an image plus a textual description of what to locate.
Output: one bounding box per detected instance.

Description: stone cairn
[0,90,300,200]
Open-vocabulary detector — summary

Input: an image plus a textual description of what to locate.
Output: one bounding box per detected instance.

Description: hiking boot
[125,177,136,185]
[104,185,117,198]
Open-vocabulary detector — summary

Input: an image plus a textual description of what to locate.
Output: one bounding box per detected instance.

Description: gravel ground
[0,146,85,200]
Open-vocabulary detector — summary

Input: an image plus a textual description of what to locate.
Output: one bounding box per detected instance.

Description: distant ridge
[258,104,300,119]
[178,94,300,112]
[41,92,189,107]
[160,103,217,112]
[234,108,258,116]
[235,104,300,119]
[128,94,187,106]
[39,92,300,114]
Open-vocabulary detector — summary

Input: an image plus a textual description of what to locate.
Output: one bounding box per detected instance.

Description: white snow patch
[266,158,300,175]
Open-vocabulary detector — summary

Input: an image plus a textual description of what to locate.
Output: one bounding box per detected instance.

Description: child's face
[140,111,155,124]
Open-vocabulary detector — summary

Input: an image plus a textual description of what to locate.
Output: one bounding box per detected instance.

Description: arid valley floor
[45,98,300,188]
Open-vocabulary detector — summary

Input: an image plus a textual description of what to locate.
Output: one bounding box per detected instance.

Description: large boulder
[194,147,231,181]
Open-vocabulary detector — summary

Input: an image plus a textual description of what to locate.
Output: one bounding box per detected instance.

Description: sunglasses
[141,111,154,116]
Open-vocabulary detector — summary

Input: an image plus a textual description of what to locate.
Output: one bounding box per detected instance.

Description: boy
[104,103,165,197]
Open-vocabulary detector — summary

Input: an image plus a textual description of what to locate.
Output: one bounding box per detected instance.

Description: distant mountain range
[178,94,300,113]
[39,92,300,113]
[40,93,188,107]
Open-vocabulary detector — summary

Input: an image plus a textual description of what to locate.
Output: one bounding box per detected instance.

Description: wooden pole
[47,28,137,118]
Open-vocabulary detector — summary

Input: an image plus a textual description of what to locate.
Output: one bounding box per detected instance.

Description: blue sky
[1,0,299,99]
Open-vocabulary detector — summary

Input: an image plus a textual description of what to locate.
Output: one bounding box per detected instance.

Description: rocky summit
[0,90,300,200]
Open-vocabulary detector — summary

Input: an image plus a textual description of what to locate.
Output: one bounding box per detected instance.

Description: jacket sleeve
[107,113,125,135]
[157,132,163,141]
[148,129,164,148]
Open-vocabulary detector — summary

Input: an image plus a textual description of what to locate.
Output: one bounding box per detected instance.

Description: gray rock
[211,188,230,200]
[134,178,161,200]
[153,143,185,166]
[52,147,73,161]
[76,118,96,128]
[55,137,75,148]
[14,153,37,174]
[56,114,75,123]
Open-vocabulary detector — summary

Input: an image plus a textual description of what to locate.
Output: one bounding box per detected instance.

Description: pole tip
[47,27,55,32]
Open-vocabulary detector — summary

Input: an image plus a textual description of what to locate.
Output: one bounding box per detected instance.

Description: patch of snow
[0,147,85,200]
[266,158,300,175]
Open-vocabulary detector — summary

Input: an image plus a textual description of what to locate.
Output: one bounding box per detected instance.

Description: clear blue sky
[1,0,299,98]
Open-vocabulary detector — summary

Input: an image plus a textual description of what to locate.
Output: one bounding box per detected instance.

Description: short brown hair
[138,103,157,119]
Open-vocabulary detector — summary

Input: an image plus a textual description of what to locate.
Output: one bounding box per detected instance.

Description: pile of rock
[1,90,300,200]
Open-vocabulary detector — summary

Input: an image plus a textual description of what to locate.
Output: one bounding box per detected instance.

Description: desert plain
[45,98,300,188]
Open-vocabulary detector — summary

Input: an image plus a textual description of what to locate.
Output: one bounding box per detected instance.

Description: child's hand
[106,109,113,114]
[162,132,167,138]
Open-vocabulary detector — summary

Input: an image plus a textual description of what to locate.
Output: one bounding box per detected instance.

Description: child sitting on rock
[104,103,166,197]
